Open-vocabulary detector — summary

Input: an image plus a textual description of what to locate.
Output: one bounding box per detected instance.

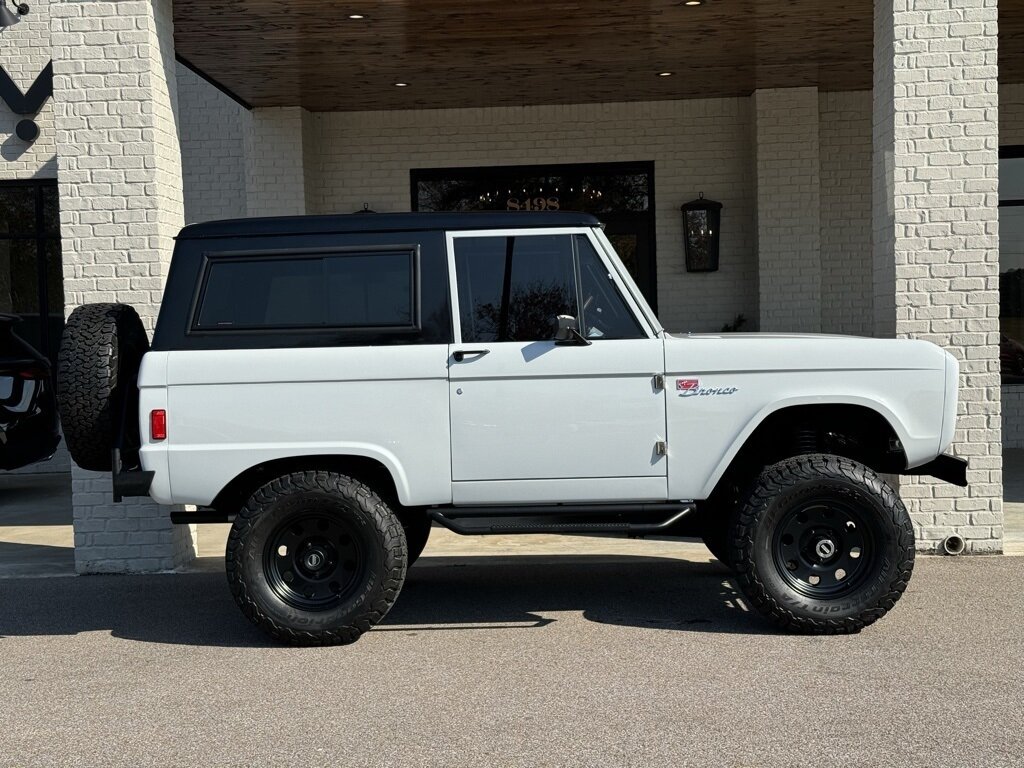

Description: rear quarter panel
[141,346,451,507]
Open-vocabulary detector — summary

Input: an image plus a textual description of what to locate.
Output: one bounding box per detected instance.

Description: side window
[454,235,577,342]
[576,236,645,339]
[323,252,413,327]
[194,249,418,331]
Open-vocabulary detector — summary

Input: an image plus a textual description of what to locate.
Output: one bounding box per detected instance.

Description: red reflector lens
[150,410,167,441]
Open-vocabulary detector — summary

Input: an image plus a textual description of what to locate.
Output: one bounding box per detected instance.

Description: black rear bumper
[111,447,154,502]
[903,454,968,487]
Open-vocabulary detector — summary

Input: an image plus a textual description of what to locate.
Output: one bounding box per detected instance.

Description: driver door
[447,229,667,504]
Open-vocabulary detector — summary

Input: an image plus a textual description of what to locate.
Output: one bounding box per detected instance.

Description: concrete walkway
[2,463,1022,579]
[0,473,74,576]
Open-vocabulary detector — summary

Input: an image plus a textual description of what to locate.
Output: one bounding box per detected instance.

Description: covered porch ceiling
[175,0,1024,112]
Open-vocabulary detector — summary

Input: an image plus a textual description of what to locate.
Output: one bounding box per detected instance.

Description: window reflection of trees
[472,280,573,342]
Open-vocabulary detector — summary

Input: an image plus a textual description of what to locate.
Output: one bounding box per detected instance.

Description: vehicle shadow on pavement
[0,556,770,646]
[389,556,771,635]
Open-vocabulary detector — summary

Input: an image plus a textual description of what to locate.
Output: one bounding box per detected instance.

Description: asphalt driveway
[0,555,1021,767]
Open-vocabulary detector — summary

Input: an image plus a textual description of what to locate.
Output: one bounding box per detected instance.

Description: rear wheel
[399,511,432,566]
[731,453,914,634]
[226,471,407,646]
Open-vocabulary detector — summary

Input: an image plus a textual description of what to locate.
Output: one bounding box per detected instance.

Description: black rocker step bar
[428,502,694,536]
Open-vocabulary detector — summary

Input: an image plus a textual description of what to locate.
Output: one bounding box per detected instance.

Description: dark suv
[0,314,60,470]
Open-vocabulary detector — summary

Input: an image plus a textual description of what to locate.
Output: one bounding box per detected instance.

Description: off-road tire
[57,303,149,471]
[226,471,407,646]
[399,511,432,566]
[731,453,914,634]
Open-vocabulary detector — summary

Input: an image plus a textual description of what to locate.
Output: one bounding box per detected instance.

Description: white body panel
[140,346,451,506]
[138,224,960,510]
[661,333,951,500]
[448,339,666,496]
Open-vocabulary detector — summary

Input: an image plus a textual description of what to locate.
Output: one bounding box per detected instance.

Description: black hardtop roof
[177,211,602,240]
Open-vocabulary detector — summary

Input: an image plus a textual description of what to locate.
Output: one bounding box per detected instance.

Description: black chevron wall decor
[0,60,52,144]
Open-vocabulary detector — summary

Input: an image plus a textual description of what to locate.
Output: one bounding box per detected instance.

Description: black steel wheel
[264,513,367,611]
[772,498,878,599]
[731,453,914,634]
[226,471,407,646]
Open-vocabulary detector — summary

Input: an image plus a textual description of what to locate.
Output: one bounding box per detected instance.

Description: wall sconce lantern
[681,192,722,273]
[0,2,29,29]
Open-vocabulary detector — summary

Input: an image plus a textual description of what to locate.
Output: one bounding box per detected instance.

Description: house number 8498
[506,196,560,211]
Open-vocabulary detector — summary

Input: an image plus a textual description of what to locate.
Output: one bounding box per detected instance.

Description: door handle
[453,349,490,362]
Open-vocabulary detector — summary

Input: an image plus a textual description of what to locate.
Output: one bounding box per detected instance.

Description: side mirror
[553,314,577,341]
[553,315,591,346]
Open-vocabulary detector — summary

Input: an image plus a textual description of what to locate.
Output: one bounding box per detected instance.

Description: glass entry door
[412,161,658,312]
[603,216,654,311]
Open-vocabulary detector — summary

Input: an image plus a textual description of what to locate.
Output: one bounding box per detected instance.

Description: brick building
[0,0,1017,570]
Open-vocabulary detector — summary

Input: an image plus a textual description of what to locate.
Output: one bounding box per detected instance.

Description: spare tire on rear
[57,304,149,472]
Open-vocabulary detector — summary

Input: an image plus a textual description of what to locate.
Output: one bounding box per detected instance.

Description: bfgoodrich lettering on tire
[731,453,914,634]
[226,471,407,646]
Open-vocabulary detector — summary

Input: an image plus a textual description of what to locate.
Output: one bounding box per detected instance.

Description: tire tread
[225,470,407,646]
[731,453,915,634]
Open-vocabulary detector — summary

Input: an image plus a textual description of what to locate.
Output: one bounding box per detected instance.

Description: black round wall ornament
[15,119,39,143]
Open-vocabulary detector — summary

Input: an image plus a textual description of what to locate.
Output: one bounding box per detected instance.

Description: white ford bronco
[58,212,966,645]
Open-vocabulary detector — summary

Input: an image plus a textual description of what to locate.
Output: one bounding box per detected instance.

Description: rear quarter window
[192,247,420,332]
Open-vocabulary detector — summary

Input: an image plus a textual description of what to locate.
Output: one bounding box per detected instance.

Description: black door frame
[410,161,657,312]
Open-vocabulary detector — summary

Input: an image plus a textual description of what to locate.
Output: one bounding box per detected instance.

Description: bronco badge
[676,378,739,397]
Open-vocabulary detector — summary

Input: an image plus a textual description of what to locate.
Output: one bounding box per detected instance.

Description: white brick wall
[245,106,310,217]
[0,0,56,179]
[51,0,196,573]
[754,88,822,333]
[176,64,246,224]
[873,0,1002,553]
[820,90,874,337]
[311,99,758,334]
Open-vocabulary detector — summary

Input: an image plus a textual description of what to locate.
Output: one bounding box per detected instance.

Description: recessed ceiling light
[348,14,365,19]
[685,0,703,5]
[394,82,409,87]
[658,72,674,77]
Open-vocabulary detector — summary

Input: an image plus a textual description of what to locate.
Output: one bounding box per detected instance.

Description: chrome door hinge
[655,440,667,456]
[653,374,665,391]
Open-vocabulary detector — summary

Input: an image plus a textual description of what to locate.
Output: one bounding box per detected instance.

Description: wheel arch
[210,452,410,517]
[702,399,909,502]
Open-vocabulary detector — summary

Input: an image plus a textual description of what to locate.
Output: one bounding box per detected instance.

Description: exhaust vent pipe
[942,534,966,556]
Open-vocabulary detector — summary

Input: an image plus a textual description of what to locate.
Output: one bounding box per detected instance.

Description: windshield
[591,228,662,335]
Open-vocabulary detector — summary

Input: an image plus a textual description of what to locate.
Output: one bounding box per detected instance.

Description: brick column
[873,0,1001,552]
[754,87,822,333]
[51,0,197,572]
[244,106,314,216]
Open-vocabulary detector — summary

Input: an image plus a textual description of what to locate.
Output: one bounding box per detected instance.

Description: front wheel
[226,471,407,646]
[731,454,914,634]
